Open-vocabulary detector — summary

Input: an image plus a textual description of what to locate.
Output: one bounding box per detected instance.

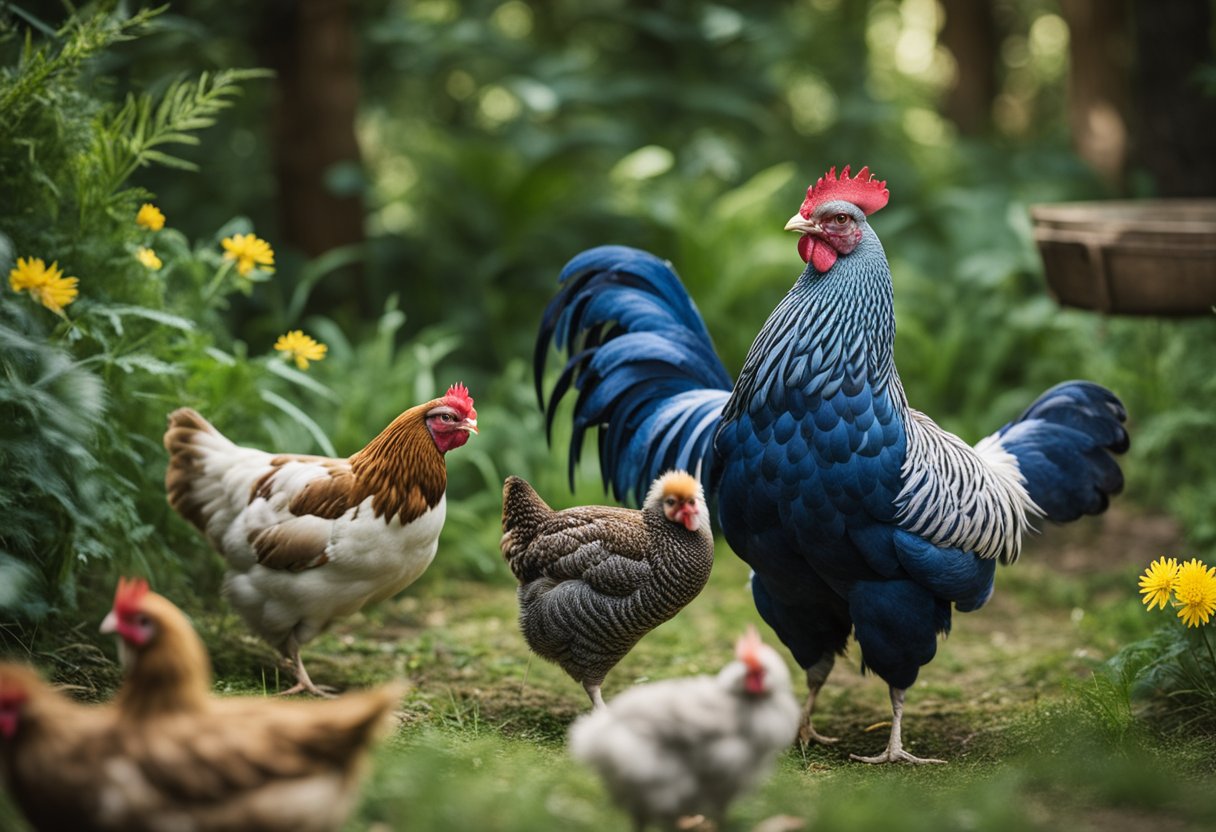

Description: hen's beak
[675,503,699,531]
[784,213,820,235]
[99,610,118,635]
[461,418,479,435]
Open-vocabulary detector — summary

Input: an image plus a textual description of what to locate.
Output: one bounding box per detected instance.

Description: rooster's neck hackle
[349,402,447,523]
[725,231,898,422]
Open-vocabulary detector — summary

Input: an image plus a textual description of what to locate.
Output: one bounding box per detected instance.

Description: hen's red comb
[443,382,477,419]
[735,624,764,670]
[113,576,150,617]
[799,165,889,218]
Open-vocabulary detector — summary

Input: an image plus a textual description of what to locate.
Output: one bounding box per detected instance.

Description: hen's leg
[798,653,839,747]
[277,637,336,698]
[849,687,944,765]
[583,679,607,710]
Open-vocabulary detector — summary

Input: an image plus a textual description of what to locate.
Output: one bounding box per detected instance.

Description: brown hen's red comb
[443,382,477,419]
[799,165,889,218]
[113,576,150,617]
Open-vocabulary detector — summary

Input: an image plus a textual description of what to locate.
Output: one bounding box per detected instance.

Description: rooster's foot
[276,681,338,698]
[848,748,945,765]
[797,722,839,747]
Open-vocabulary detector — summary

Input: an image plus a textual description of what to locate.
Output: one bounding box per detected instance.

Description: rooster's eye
[833,213,849,225]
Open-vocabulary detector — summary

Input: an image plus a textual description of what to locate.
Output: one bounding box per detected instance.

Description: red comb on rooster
[797,164,889,218]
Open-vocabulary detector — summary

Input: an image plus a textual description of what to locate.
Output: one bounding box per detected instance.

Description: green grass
[4,507,1216,831]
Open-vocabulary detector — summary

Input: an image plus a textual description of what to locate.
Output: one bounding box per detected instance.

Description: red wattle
[797,234,813,264]
[810,239,837,273]
[0,711,17,739]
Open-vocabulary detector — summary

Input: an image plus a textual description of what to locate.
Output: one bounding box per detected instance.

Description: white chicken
[568,626,800,831]
[163,383,477,695]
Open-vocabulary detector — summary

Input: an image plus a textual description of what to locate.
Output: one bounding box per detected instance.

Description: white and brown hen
[569,626,800,832]
[501,470,713,709]
[164,383,477,694]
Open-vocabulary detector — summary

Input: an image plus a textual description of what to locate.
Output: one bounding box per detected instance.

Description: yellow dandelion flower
[1174,558,1216,628]
[8,257,79,313]
[28,273,79,313]
[135,247,163,271]
[9,256,51,292]
[136,203,166,231]
[1139,556,1180,611]
[274,330,327,370]
[221,233,275,276]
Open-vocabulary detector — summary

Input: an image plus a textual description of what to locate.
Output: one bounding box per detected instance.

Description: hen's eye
[442,414,455,422]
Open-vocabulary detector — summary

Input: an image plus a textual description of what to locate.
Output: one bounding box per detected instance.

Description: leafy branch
[95,68,274,198]
[0,4,161,131]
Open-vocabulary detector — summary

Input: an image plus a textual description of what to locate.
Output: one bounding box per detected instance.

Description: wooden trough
[1030,199,1216,316]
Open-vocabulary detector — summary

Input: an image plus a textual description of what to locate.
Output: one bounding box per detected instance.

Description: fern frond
[0,5,162,131]
[96,68,274,193]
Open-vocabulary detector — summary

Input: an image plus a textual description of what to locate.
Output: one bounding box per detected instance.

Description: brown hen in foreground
[501,470,714,708]
[0,578,400,832]
[0,663,113,832]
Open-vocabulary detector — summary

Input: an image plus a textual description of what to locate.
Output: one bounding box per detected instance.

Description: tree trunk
[1128,0,1216,196]
[259,0,366,303]
[1059,0,1131,188]
[939,0,999,135]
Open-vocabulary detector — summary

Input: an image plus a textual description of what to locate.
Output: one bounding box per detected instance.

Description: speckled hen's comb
[443,382,477,419]
[113,576,150,617]
[799,164,889,217]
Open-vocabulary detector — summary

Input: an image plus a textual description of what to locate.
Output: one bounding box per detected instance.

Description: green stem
[1201,626,1216,674]
[201,259,234,306]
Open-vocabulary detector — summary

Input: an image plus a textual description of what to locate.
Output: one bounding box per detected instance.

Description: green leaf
[93,303,196,333]
[265,359,341,403]
[114,354,185,376]
[259,390,338,456]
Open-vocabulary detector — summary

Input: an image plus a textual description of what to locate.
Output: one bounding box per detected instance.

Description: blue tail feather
[536,246,733,505]
[998,380,1128,523]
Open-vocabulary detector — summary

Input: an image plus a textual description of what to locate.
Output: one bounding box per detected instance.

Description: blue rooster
[535,165,1128,764]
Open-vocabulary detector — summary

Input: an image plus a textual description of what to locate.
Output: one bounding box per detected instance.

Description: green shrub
[0,4,286,620]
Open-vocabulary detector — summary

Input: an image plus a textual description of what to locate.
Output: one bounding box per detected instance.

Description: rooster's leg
[583,679,607,710]
[276,641,337,698]
[849,687,944,765]
[797,654,839,747]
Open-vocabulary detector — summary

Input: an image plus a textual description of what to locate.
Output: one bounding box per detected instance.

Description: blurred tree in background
[1,0,1214,629]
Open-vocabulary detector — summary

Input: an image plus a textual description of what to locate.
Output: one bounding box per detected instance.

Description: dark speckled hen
[501,471,714,708]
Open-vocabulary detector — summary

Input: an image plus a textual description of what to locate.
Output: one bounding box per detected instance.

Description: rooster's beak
[99,610,118,635]
[461,418,479,435]
[784,213,819,235]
